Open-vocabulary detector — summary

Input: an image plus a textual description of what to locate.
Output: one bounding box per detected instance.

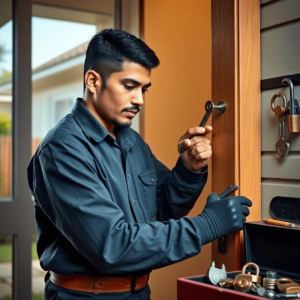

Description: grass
[0,235,42,300]
[32,294,44,300]
[0,294,43,300]
[0,242,38,263]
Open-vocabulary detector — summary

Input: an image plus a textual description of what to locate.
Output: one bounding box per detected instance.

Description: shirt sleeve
[30,139,210,274]
[150,150,207,221]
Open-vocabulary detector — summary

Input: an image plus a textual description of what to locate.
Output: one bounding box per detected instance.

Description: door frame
[211,0,261,270]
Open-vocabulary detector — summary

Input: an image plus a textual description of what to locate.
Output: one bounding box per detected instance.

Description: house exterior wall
[32,81,81,139]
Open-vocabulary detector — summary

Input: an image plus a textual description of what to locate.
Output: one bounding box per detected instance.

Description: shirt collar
[71,98,136,144]
[71,98,109,143]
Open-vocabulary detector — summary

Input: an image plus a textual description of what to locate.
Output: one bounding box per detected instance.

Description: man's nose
[132,90,144,106]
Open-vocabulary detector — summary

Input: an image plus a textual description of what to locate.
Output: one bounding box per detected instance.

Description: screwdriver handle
[217,183,239,199]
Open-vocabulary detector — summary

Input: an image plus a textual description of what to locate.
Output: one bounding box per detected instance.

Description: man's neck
[81,98,116,139]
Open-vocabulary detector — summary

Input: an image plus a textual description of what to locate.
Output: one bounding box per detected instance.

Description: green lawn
[0,242,38,263]
[0,237,42,300]
[1,294,43,300]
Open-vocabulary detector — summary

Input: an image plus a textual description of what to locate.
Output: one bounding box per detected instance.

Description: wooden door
[211,0,261,271]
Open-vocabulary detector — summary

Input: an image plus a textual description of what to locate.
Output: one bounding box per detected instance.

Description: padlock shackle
[282,78,295,115]
[241,262,260,276]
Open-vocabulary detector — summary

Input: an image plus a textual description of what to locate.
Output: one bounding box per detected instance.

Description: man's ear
[85,70,102,94]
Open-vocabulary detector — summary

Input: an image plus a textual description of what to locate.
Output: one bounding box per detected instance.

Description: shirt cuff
[174,157,207,186]
[191,209,222,245]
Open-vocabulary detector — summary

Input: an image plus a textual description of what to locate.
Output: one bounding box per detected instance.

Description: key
[276,115,290,159]
[180,101,214,153]
[252,283,266,297]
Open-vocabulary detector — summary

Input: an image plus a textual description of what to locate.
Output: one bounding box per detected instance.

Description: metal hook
[282,78,295,115]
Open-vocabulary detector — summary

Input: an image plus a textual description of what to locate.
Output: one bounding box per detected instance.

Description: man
[27,29,252,300]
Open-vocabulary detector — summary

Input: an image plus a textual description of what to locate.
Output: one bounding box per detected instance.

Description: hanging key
[270,93,290,159]
[276,114,290,159]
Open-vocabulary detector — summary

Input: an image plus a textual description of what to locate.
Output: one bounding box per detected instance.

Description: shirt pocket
[139,169,157,221]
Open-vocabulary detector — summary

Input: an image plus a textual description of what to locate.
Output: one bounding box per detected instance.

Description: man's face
[92,60,151,128]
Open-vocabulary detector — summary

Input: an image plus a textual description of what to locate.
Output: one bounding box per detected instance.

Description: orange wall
[143,0,212,299]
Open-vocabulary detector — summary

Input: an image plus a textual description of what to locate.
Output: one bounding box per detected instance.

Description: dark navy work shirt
[27,99,208,278]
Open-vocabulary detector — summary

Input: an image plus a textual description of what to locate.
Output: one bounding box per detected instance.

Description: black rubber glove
[193,193,252,245]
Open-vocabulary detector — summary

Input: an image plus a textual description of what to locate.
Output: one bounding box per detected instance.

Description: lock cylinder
[263,271,277,290]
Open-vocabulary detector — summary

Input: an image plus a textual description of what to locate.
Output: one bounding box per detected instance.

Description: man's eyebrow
[123,78,151,87]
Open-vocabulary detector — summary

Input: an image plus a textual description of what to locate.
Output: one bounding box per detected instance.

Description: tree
[0,112,11,135]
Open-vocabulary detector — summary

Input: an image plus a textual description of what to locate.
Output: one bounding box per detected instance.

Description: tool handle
[217,183,239,200]
[264,219,290,227]
[180,111,211,153]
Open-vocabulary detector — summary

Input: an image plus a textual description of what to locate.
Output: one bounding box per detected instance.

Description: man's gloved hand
[204,193,252,236]
[193,193,252,245]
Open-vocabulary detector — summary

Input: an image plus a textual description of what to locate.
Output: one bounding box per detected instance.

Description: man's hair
[83,29,160,92]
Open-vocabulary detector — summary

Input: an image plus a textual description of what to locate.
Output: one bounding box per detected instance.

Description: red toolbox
[177,221,300,300]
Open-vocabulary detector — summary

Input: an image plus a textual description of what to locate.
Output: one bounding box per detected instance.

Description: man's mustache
[121,106,140,113]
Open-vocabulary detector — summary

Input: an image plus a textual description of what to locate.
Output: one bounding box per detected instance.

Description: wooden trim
[114,0,122,30]
[139,0,144,41]
[211,0,261,271]
[138,0,145,139]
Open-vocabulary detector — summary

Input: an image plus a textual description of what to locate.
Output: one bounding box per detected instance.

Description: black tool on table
[180,100,226,153]
[217,183,239,254]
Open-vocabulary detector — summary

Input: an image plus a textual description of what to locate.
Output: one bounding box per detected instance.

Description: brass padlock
[241,262,261,284]
[275,278,300,293]
[233,274,252,293]
[283,78,300,133]
[233,262,261,293]
[217,278,234,288]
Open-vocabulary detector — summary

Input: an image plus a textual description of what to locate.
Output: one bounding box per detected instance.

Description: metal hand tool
[264,289,277,299]
[276,292,300,298]
[180,100,226,153]
[263,219,300,229]
[217,183,239,253]
[217,183,239,200]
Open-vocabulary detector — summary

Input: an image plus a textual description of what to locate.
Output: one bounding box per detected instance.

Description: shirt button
[151,178,155,183]
[133,199,136,203]
[127,174,130,179]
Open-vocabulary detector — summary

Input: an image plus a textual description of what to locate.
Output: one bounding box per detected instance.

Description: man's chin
[113,118,132,128]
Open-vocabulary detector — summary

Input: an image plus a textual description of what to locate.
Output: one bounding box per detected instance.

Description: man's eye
[142,89,148,93]
[124,85,134,90]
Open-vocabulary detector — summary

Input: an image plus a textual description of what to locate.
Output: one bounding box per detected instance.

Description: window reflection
[0,0,13,199]
[31,4,114,153]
